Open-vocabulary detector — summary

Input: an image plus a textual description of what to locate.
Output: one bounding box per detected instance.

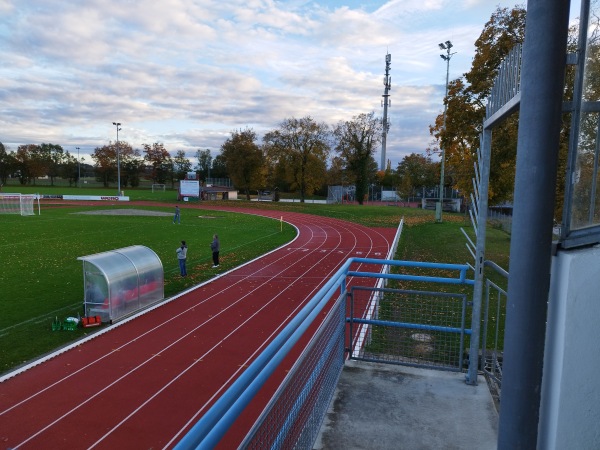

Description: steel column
[497,0,571,448]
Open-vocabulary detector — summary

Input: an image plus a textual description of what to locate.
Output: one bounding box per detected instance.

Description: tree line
[224,112,388,203]
[0,142,81,187]
[0,112,441,204]
[0,140,227,190]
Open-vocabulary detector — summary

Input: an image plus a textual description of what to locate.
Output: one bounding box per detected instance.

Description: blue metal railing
[242,295,345,448]
[174,260,349,450]
[175,259,473,449]
[350,317,471,336]
[347,287,470,371]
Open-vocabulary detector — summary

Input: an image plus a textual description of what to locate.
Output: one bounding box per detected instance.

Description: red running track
[0,207,398,449]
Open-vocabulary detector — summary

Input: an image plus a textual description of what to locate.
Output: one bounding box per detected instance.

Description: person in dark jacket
[210,234,220,268]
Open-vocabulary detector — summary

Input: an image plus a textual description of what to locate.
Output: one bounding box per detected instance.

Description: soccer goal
[0,193,40,215]
[151,184,166,193]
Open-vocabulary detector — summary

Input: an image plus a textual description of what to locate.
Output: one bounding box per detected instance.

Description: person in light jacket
[210,234,220,268]
[176,240,187,276]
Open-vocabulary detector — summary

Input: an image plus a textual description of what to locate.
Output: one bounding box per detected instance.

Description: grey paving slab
[314,360,498,450]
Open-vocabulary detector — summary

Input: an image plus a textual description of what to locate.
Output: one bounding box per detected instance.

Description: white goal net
[0,193,39,215]
[152,184,166,192]
[327,185,355,204]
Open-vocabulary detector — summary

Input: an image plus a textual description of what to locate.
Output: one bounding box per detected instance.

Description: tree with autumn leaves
[92,141,139,188]
[173,150,192,185]
[263,117,330,203]
[428,6,526,207]
[143,142,172,185]
[430,5,581,220]
[220,128,265,200]
[0,142,14,186]
[395,153,439,200]
[195,149,212,181]
[333,112,381,205]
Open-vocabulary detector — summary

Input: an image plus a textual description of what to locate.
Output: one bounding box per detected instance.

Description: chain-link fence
[348,287,468,371]
[488,209,512,234]
[241,294,345,449]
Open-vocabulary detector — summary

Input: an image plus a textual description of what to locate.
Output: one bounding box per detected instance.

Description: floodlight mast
[380,53,391,171]
[112,122,122,196]
[435,41,455,223]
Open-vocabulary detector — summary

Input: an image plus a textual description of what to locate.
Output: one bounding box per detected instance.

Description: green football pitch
[0,205,296,373]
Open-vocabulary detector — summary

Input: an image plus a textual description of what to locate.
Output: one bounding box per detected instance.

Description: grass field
[0,185,511,374]
[389,218,511,362]
[0,204,296,373]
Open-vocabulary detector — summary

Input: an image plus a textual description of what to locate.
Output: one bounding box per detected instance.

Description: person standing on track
[176,240,187,276]
[210,234,220,268]
[173,205,181,224]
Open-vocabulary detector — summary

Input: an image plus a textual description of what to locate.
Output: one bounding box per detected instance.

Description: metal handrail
[175,258,474,449]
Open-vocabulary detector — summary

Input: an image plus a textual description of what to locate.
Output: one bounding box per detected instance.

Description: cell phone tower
[381,53,391,171]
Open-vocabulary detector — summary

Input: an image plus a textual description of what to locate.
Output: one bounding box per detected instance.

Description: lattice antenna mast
[380,53,391,171]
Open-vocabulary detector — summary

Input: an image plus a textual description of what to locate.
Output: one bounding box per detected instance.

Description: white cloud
[375,0,446,17]
[0,0,534,167]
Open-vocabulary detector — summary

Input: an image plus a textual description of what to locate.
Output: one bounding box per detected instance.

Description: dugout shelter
[79,245,164,323]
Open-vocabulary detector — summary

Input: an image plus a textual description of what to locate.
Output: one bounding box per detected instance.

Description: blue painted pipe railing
[175,258,473,449]
[348,317,472,335]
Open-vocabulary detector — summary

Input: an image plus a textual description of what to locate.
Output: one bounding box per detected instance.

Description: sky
[0,1,579,168]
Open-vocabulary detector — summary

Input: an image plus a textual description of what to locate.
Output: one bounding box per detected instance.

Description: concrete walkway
[315,360,498,450]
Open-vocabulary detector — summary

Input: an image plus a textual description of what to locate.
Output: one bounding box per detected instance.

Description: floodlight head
[445,40,453,49]
[439,43,446,50]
